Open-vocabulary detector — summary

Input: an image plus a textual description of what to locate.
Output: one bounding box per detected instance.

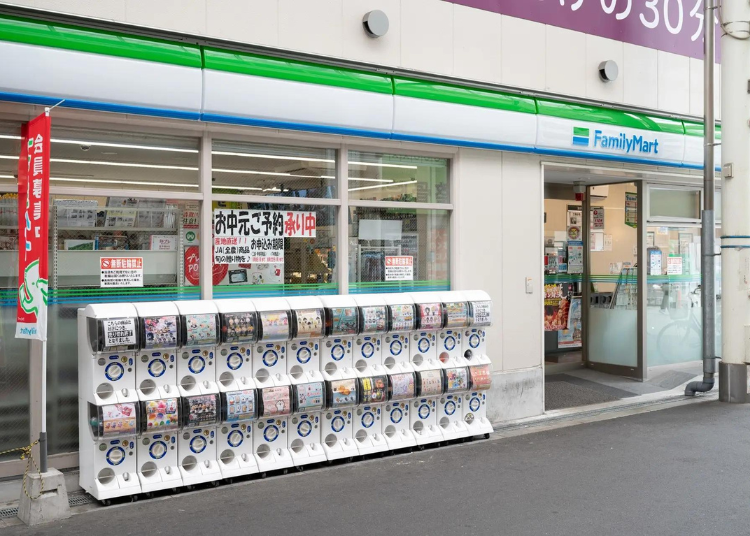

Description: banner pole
[39,339,47,473]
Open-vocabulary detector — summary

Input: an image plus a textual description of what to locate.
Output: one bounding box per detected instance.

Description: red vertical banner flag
[16,111,50,340]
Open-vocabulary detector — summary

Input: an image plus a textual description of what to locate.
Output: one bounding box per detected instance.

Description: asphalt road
[9,400,750,536]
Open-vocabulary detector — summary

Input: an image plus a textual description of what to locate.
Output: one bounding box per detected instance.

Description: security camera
[80,144,91,151]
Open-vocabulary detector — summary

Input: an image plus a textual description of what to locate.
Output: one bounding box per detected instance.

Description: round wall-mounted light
[598,60,619,82]
[362,10,389,38]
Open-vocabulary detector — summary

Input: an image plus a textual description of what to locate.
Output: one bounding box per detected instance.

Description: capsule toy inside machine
[174,301,221,396]
[380,294,416,374]
[285,296,325,385]
[383,372,417,451]
[352,294,388,377]
[131,302,180,402]
[217,388,259,478]
[214,299,258,392]
[178,393,222,486]
[252,298,293,388]
[408,292,444,372]
[319,295,359,382]
[137,397,182,492]
[437,291,471,368]
[438,366,471,441]
[254,385,295,474]
[321,377,360,461]
[288,380,328,467]
[353,374,389,455]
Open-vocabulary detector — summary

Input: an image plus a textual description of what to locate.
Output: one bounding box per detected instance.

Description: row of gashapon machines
[78,291,493,501]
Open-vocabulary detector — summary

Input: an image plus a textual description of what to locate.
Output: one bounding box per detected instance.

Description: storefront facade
[0,2,720,477]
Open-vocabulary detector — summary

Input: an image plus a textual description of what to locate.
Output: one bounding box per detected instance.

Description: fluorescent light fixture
[50,177,199,188]
[50,158,197,171]
[0,134,20,141]
[346,177,394,183]
[349,180,417,192]
[0,134,197,153]
[0,155,16,160]
[213,151,334,164]
[0,173,14,179]
[212,184,263,191]
[213,168,293,177]
[349,161,418,170]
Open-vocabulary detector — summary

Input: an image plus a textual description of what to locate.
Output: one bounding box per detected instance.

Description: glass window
[649,188,701,220]
[49,126,200,192]
[348,207,449,293]
[0,122,21,190]
[347,151,449,203]
[212,140,336,198]
[212,203,337,297]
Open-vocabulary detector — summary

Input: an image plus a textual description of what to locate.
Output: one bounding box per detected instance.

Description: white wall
[2,0,719,118]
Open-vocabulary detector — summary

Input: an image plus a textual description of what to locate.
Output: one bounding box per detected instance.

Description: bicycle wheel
[657,320,701,362]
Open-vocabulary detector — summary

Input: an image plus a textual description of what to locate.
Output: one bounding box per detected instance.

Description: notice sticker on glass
[390,304,415,332]
[186,395,218,427]
[103,318,137,348]
[444,302,469,329]
[667,256,683,275]
[144,398,179,432]
[418,369,443,397]
[328,307,358,336]
[384,255,413,281]
[471,301,492,327]
[143,316,178,350]
[295,382,325,411]
[360,376,387,404]
[445,367,469,393]
[389,373,416,401]
[259,311,290,342]
[418,303,443,330]
[360,306,387,334]
[221,312,257,344]
[329,379,358,408]
[469,365,492,391]
[225,390,256,422]
[101,403,137,438]
[261,386,292,417]
[295,309,324,339]
[184,314,218,346]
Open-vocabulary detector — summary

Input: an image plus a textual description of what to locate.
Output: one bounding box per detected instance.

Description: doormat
[545,381,619,411]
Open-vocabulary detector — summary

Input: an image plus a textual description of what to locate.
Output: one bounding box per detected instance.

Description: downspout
[686,0,717,396]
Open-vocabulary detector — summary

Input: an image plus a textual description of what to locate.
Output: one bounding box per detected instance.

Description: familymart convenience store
[0,14,717,478]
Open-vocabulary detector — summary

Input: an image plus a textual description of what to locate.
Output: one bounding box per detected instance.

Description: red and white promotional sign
[16,111,51,340]
[385,256,414,282]
[100,257,144,288]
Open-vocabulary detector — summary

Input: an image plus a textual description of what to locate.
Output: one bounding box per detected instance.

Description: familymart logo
[572,126,659,155]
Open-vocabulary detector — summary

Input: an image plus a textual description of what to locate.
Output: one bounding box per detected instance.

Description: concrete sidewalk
[5,399,749,536]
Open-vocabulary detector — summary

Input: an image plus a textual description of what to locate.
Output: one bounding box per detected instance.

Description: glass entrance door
[584,182,644,379]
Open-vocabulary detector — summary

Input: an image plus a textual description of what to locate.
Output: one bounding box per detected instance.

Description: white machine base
[322,436,359,461]
[219,453,259,479]
[179,461,222,486]
[90,474,141,501]
[354,432,389,456]
[289,443,328,467]
[255,448,294,473]
[138,467,182,493]
[465,417,494,438]
[438,421,470,442]
[384,427,417,450]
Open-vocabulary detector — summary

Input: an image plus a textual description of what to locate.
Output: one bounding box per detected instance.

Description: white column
[720,0,750,401]
[199,133,213,300]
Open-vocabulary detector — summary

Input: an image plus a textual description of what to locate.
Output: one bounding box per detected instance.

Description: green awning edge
[393,77,537,114]
[203,47,393,94]
[684,121,722,139]
[537,99,685,135]
[0,14,201,68]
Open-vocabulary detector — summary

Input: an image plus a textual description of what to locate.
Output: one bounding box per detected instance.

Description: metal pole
[686,0,717,395]
[39,340,47,473]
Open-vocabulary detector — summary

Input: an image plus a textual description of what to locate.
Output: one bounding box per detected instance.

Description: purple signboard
[447,0,719,61]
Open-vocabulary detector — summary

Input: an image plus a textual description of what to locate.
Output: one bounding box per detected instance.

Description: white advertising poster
[103,318,137,347]
[667,256,683,275]
[591,208,605,230]
[213,209,316,265]
[100,257,144,288]
[150,235,176,251]
[385,256,414,281]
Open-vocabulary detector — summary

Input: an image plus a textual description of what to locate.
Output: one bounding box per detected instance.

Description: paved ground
[8,399,750,536]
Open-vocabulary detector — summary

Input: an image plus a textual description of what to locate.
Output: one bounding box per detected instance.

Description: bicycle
[656,286,702,362]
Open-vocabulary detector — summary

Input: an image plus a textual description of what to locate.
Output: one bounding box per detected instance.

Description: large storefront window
[212,140,337,198]
[347,151,449,204]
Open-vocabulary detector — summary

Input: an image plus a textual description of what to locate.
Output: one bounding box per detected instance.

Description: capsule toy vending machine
[353,375,388,455]
[214,299,258,393]
[321,378,359,461]
[437,292,471,368]
[217,389,259,478]
[410,368,445,447]
[137,397,182,492]
[381,294,416,374]
[174,301,220,397]
[352,295,388,377]
[462,290,493,367]
[131,303,180,402]
[464,364,493,438]
[409,293,444,372]
[253,298,293,388]
[178,394,222,486]
[319,296,359,381]
[437,367,470,441]
[383,372,417,451]
[80,402,140,501]
[255,385,294,473]
[285,296,325,386]
[289,381,327,466]
[78,304,140,406]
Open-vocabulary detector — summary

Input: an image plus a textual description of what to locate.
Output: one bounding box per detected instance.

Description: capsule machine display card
[225,390,256,422]
[260,311,291,341]
[444,302,469,329]
[418,303,443,330]
[101,403,138,437]
[143,316,178,349]
[295,309,324,339]
[261,386,292,417]
[469,365,492,390]
[144,398,179,432]
[390,304,415,332]
[361,306,387,333]
[389,373,416,401]
[102,318,137,349]
[330,378,358,407]
[221,312,257,343]
[471,301,492,326]
[329,307,358,335]
[419,369,443,397]
[185,314,218,346]
[360,376,387,404]
[445,367,469,393]
[186,395,218,427]
[296,382,325,411]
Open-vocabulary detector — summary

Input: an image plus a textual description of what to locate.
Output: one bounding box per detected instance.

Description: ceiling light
[0,173,14,179]
[347,177,394,183]
[213,151,334,164]
[349,161,418,170]
[0,134,198,153]
[50,158,198,171]
[212,185,263,191]
[49,177,199,188]
[349,180,417,192]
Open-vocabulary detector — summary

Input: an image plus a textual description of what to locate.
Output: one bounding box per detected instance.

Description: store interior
[543,164,715,411]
